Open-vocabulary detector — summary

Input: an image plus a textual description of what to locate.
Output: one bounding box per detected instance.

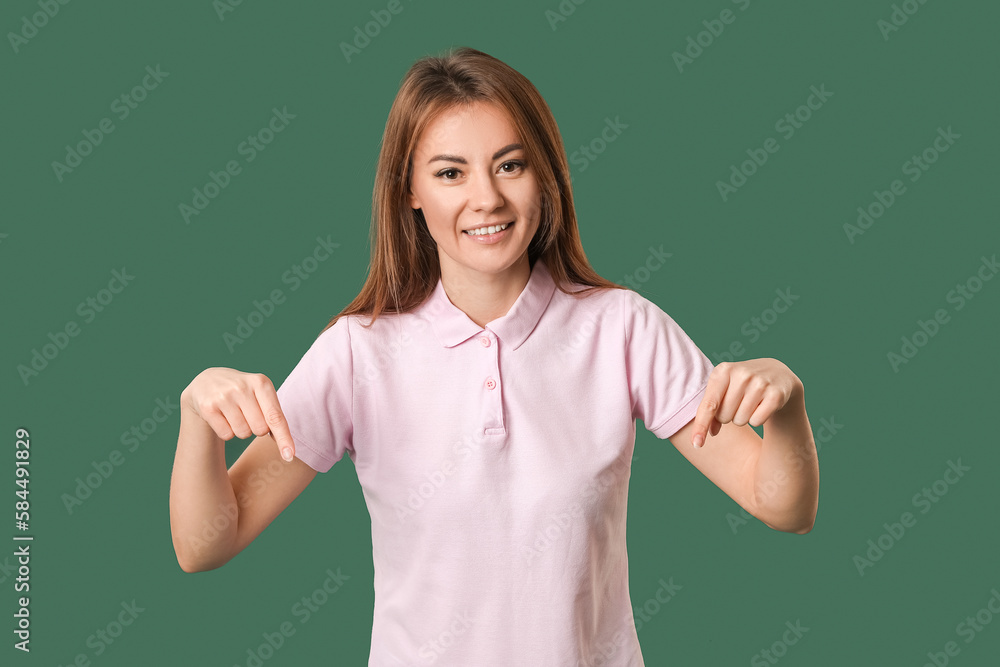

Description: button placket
[480,330,505,435]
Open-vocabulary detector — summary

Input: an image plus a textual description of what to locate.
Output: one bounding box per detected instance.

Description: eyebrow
[427,143,523,165]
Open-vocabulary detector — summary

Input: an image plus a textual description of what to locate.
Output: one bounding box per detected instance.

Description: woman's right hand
[181,367,297,462]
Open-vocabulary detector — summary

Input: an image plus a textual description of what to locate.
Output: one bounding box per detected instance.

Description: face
[407,101,542,284]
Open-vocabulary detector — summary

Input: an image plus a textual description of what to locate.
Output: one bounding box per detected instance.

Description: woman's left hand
[691,358,803,448]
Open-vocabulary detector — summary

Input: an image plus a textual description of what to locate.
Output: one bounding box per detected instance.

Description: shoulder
[330,309,433,347]
[552,280,629,310]
[614,288,694,344]
[293,315,355,366]
[552,283,660,323]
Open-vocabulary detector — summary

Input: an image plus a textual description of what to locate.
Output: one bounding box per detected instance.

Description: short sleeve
[623,289,715,440]
[275,316,354,473]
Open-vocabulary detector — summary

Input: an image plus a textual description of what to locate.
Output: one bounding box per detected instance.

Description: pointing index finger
[255,386,296,462]
[691,371,725,448]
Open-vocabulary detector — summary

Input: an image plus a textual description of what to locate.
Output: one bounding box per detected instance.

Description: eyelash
[435,160,526,181]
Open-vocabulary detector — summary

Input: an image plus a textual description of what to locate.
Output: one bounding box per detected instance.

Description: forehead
[415,102,520,152]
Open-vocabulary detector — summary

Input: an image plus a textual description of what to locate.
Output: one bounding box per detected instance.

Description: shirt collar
[418,258,557,351]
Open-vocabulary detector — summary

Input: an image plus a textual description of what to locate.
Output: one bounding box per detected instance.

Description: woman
[169,46,819,665]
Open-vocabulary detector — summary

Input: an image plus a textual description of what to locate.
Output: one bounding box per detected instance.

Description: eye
[434,160,525,181]
[436,168,461,180]
[500,160,525,174]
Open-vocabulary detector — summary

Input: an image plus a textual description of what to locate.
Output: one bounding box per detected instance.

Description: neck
[439,255,533,328]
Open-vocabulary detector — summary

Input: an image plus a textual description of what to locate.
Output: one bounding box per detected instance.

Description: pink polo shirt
[276,257,715,666]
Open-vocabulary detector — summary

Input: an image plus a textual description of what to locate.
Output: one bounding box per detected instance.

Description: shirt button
[479,336,491,347]
[484,377,496,390]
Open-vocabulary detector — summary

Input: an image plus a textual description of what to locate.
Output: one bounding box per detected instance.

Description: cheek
[419,188,459,215]
[419,201,460,239]
[521,189,543,224]
[518,180,543,213]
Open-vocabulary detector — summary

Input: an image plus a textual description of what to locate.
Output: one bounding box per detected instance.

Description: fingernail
[693,434,703,448]
[281,448,292,461]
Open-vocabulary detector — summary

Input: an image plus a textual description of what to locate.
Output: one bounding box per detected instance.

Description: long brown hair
[321,46,625,335]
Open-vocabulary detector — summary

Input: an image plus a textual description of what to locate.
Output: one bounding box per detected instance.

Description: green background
[3,0,998,664]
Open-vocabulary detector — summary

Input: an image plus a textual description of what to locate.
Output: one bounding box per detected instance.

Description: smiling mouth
[463,221,513,236]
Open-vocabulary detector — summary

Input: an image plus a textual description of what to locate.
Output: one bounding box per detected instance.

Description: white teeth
[465,222,510,236]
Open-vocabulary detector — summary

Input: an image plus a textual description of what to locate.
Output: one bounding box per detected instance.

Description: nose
[469,169,505,212]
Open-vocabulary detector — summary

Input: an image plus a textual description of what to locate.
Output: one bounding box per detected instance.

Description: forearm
[752,383,819,533]
[168,399,239,571]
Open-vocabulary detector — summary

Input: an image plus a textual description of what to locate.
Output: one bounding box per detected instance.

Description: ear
[407,188,420,210]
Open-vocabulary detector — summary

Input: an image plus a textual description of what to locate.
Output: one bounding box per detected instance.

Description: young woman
[169,46,819,665]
